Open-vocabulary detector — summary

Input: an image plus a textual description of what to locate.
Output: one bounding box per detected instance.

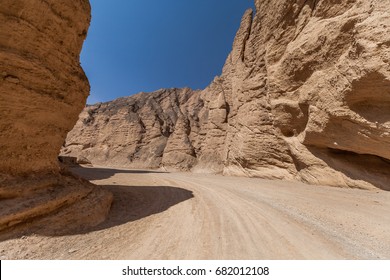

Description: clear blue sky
[82,0,255,104]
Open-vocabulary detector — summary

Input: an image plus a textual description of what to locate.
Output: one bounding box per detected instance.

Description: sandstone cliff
[63,0,390,191]
[63,88,204,170]
[0,0,112,233]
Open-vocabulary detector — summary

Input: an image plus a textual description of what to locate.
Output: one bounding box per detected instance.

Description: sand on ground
[1,166,389,259]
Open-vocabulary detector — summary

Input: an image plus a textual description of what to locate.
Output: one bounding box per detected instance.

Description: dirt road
[1,166,389,259]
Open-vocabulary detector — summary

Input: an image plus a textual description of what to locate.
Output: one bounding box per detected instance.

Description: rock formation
[63,0,390,191]
[0,0,112,233]
[62,88,204,170]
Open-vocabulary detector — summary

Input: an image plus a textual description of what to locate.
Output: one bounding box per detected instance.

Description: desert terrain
[1,0,390,261]
[1,166,389,260]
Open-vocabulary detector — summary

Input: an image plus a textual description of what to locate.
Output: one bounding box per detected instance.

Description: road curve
[1,166,389,259]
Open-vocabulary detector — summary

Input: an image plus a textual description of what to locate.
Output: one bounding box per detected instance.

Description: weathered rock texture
[63,0,390,190]
[0,0,112,233]
[63,88,204,170]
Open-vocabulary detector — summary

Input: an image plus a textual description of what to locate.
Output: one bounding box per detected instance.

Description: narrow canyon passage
[1,166,389,259]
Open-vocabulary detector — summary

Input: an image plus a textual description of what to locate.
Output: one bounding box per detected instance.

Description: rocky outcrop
[63,0,390,191]
[0,0,112,233]
[62,88,203,169]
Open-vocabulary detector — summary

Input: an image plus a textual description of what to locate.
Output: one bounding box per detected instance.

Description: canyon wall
[0,0,112,234]
[63,0,390,190]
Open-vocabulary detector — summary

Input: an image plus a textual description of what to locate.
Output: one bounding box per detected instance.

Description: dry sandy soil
[1,166,389,259]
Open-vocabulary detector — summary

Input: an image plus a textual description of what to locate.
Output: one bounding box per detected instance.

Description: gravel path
[1,166,389,259]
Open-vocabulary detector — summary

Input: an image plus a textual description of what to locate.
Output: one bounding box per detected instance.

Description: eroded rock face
[0,0,92,175]
[62,88,204,170]
[0,0,112,233]
[63,0,390,190]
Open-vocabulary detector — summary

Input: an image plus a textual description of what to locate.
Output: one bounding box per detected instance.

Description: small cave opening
[307,146,390,191]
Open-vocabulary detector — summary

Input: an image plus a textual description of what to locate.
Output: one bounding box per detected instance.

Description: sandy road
[1,166,390,259]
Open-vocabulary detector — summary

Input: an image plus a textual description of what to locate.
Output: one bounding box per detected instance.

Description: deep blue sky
[83,0,255,104]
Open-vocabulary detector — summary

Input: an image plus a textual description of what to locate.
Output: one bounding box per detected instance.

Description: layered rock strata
[63,0,390,190]
[0,0,112,233]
